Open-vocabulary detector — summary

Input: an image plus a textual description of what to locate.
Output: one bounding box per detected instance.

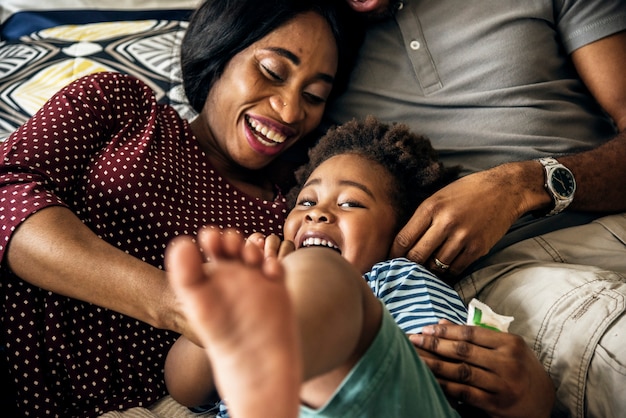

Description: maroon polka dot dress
[0,72,289,417]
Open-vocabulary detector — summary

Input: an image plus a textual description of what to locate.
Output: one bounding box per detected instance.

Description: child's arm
[165,335,217,407]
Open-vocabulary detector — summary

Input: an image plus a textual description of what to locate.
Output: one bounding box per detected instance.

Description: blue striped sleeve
[364,258,468,334]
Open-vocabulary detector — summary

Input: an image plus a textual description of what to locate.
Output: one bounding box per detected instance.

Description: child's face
[284,154,397,274]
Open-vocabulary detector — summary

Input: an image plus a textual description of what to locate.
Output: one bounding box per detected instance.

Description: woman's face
[196,11,338,171]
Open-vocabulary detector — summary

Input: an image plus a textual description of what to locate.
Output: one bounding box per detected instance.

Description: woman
[0,0,355,415]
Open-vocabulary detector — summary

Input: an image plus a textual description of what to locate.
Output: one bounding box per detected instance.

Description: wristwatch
[535,157,576,216]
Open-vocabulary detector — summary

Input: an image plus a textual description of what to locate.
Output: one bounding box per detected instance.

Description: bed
[0,1,219,416]
[0,0,200,141]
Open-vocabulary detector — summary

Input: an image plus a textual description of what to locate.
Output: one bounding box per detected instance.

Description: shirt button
[410,40,421,50]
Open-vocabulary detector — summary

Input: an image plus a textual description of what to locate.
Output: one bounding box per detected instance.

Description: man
[331,1,626,417]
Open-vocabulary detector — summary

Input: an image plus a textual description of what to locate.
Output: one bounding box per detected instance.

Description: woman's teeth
[247,117,287,144]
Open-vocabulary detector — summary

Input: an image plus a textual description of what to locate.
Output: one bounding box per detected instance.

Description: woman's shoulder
[64,71,156,99]
[59,71,168,120]
[76,71,146,84]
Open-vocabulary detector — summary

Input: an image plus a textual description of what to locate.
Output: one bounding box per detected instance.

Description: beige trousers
[456,213,626,418]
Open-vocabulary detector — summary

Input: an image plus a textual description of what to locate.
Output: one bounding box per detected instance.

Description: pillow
[0,3,199,141]
[1,0,202,26]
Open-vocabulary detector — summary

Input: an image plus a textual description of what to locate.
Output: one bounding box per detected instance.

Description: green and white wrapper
[466,298,514,332]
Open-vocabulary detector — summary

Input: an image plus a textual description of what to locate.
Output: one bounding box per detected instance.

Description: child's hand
[246,233,295,260]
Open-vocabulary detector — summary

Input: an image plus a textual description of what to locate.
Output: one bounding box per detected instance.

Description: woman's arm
[6,206,189,335]
[1,73,197,340]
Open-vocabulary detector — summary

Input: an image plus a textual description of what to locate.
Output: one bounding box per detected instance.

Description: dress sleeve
[0,71,157,260]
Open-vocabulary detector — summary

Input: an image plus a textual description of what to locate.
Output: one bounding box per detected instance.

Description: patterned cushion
[0,0,202,27]
[0,10,197,141]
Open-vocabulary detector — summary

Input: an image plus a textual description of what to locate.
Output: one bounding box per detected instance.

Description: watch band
[536,157,576,217]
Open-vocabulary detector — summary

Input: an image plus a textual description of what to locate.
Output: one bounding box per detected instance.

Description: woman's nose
[270,94,304,124]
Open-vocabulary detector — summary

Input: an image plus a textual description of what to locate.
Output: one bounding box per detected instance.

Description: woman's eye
[262,64,284,82]
[303,92,326,105]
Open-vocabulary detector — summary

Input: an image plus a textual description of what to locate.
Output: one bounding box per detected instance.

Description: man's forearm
[559,130,626,212]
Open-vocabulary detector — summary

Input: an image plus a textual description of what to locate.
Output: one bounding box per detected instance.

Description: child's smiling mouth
[300,236,341,254]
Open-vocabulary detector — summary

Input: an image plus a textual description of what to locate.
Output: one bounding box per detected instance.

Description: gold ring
[434,258,450,270]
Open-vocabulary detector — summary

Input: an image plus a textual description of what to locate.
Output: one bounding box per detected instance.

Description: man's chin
[346,0,395,18]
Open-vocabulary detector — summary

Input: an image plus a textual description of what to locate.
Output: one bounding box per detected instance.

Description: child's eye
[297,198,315,207]
[339,201,364,208]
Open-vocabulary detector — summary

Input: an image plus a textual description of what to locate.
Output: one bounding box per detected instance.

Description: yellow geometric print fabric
[40,21,161,42]
[12,58,114,115]
[0,19,195,140]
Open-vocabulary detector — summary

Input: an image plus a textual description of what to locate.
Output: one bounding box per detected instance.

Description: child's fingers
[245,233,295,260]
[276,239,296,260]
[262,234,282,258]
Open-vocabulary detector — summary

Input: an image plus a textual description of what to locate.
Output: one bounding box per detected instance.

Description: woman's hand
[410,320,555,418]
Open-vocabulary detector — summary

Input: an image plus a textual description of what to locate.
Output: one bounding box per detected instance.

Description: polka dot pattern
[0,72,289,416]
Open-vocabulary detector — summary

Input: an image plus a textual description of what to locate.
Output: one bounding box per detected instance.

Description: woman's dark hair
[181,0,361,113]
[287,116,461,232]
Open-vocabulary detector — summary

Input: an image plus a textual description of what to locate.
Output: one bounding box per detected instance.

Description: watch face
[550,167,576,198]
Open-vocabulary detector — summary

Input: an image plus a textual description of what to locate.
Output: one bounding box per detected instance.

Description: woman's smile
[244,114,295,156]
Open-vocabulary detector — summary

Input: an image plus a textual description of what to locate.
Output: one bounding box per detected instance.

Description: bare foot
[165,228,302,418]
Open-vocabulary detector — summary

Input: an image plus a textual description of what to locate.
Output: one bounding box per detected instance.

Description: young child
[164,116,466,417]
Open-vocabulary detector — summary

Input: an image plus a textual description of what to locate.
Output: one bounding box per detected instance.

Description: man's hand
[410,320,555,418]
[389,161,547,277]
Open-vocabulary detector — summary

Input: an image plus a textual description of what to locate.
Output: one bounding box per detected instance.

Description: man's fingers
[421,356,502,394]
[419,335,479,362]
[411,330,497,372]
[437,378,500,412]
[422,323,503,348]
[389,206,432,259]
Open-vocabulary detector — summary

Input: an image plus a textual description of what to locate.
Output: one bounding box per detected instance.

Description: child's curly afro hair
[287,115,460,231]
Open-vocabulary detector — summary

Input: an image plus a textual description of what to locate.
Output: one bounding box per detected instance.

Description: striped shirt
[364,258,467,333]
